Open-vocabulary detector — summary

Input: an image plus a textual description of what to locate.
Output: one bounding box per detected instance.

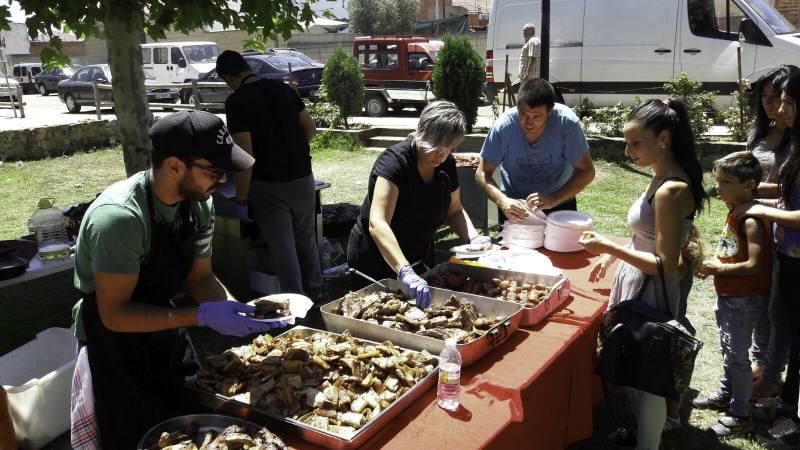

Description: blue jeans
[716,294,765,417]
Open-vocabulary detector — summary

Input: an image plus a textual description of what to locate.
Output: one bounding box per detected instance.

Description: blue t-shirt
[480,103,589,200]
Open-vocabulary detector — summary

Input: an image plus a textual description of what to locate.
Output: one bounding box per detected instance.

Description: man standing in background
[519,23,541,83]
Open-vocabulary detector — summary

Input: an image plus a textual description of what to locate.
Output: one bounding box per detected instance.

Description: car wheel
[65,94,81,113]
[38,84,49,96]
[365,94,388,117]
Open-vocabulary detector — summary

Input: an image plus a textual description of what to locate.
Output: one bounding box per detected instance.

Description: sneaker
[608,427,637,447]
[769,418,800,440]
[692,391,731,411]
[663,415,682,433]
[712,415,753,438]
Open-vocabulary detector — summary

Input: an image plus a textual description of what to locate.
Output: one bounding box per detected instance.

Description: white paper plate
[450,243,499,259]
[546,210,593,230]
[244,293,314,324]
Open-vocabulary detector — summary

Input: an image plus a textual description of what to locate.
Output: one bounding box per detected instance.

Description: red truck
[353,36,443,117]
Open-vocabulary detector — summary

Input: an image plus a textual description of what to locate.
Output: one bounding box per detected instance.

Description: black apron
[82,173,197,449]
[347,143,452,281]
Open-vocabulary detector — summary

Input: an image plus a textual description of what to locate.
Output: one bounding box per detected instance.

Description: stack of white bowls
[500,210,548,249]
[544,210,593,252]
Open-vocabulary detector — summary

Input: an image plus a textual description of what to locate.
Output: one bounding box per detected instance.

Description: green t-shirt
[73,170,215,294]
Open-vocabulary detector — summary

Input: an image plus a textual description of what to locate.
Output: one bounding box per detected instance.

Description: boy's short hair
[713,151,763,187]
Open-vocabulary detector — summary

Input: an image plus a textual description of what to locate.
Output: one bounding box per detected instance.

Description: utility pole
[540,0,550,81]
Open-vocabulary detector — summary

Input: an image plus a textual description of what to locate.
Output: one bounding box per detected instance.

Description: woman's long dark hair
[627,98,709,216]
[779,71,800,208]
[748,65,797,149]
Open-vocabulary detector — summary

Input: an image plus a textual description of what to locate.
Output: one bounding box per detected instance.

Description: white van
[141,41,221,98]
[485,0,800,106]
[12,63,42,93]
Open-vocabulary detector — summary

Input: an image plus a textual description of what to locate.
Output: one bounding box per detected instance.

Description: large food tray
[185,326,439,450]
[320,279,523,367]
[422,262,571,327]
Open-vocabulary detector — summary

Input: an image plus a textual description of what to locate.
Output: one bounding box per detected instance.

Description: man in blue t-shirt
[476,78,594,222]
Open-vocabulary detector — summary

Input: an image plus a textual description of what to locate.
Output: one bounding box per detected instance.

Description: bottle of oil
[28,198,70,262]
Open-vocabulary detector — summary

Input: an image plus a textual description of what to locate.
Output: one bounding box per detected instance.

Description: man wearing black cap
[71,111,285,448]
[215,49,322,297]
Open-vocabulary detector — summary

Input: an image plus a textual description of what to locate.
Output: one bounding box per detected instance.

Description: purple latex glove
[196,301,286,337]
[235,203,253,224]
[398,265,431,309]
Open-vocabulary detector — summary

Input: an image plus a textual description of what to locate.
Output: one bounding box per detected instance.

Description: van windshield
[183,45,221,64]
[743,0,797,34]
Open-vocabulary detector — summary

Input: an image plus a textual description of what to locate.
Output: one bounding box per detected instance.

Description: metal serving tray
[320,279,524,367]
[185,326,439,450]
[138,414,272,449]
[422,262,571,327]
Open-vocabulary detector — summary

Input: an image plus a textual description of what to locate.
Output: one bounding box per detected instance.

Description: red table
[282,248,618,450]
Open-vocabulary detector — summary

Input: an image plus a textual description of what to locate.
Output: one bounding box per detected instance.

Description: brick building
[776,0,800,27]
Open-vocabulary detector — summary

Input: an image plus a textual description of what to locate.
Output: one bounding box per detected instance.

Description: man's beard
[178,175,216,202]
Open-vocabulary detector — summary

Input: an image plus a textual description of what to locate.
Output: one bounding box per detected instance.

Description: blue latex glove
[196,301,286,337]
[398,265,431,309]
[469,235,492,250]
[235,203,253,224]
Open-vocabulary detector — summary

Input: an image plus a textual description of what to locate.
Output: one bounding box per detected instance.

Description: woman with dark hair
[735,71,800,438]
[580,98,707,449]
[748,65,798,398]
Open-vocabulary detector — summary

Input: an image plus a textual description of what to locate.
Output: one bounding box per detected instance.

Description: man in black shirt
[216,50,322,297]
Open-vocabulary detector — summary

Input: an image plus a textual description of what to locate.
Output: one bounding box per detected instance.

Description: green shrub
[322,48,364,129]
[663,72,718,138]
[304,87,343,129]
[311,131,363,153]
[431,35,485,132]
[722,80,753,142]
[579,98,640,138]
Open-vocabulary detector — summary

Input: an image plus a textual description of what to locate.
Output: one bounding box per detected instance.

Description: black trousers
[778,253,800,406]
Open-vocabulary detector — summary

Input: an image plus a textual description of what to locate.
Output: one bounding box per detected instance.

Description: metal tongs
[347,267,389,289]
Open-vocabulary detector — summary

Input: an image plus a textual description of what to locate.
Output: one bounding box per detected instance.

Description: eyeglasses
[181,158,226,183]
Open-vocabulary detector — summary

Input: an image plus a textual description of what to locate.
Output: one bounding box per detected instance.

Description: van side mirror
[738,18,771,46]
[177,58,187,69]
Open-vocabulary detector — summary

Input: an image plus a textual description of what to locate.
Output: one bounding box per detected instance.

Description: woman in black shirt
[347,101,491,307]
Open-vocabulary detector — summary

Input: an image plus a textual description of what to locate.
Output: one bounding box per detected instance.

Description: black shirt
[357,136,460,263]
[225,78,312,182]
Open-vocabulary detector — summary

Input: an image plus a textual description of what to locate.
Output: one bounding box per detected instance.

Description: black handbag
[596,256,703,401]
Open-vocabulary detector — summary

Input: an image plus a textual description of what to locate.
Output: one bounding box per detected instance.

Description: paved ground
[0,93,500,131]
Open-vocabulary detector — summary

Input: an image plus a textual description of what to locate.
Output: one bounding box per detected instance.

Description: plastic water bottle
[28,198,70,263]
[320,237,332,270]
[437,338,462,411]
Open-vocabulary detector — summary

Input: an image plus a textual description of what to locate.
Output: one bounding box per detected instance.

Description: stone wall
[0,121,119,161]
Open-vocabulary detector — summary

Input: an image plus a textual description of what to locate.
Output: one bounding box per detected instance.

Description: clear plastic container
[437,338,462,411]
[27,198,70,263]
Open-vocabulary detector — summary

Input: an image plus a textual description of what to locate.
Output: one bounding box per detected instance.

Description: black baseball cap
[149,110,254,172]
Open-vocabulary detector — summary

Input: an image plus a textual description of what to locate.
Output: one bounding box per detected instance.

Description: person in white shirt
[519,23,541,83]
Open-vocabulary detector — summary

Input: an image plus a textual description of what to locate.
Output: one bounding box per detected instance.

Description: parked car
[0,73,21,100]
[57,64,180,113]
[186,54,323,109]
[12,63,42,93]
[353,36,443,117]
[485,0,800,106]
[34,65,80,96]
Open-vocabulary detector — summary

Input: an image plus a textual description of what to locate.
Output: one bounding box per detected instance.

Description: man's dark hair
[216,50,250,77]
[714,151,763,188]
[517,78,555,110]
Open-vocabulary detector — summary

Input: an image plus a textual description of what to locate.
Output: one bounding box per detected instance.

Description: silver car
[0,73,21,100]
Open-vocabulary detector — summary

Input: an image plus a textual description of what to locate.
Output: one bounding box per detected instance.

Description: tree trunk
[103,0,152,176]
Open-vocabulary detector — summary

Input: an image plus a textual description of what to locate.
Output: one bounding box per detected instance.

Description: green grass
[0,147,774,449]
